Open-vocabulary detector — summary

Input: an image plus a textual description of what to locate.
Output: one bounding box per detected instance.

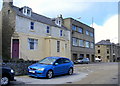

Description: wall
[63,18,95,61]
[2,2,16,59]
[3,60,37,75]
[12,15,71,60]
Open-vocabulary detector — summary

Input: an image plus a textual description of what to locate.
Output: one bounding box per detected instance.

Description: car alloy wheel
[68,68,73,75]
[47,70,53,79]
[1,76,9,85]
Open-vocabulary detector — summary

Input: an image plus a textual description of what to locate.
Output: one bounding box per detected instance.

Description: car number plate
[29,70,35,73]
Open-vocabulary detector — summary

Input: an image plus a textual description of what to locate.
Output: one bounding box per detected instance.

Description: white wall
[15,16,70,40]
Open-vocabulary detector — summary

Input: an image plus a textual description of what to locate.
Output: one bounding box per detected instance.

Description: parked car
[1,64,15,85]
[95,58,102,62]
[74,58,90,64]
[28,57,74,79]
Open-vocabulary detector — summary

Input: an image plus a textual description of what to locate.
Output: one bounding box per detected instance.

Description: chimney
[106,39,110,42]
[3,0,13,6]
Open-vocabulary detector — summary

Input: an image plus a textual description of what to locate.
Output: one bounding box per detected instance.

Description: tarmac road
[72,62,118,84]
[9,62,119,85]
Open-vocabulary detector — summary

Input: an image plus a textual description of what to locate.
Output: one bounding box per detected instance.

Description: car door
[53,58,65,75]
[62,58,71,73]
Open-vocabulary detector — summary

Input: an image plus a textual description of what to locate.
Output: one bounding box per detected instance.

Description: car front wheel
[46,70,53,79]
[68,68,73,75]
[1,76,9,85]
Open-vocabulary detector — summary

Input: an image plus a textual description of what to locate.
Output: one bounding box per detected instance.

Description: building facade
[63,18,95,62]
[2,0,71,60]
[95,39,120,62]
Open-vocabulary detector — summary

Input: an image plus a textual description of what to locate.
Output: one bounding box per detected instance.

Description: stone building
[63,18,95,62]
[95,39,120,62]
[1,0,71,60]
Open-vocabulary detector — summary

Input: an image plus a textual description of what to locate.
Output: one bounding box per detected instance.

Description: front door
[12,39,19,59]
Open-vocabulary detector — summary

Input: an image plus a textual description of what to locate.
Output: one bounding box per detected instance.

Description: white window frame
[28,38,38,50]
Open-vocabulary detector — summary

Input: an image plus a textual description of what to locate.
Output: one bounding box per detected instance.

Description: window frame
[30,22,34,30]
[72,25,77,31]
[86,30,89,36]
[85,41,90,48]
[46,26,50,33]
[78,27,83,33]
[28,38,38,50]
[57,41,60,52]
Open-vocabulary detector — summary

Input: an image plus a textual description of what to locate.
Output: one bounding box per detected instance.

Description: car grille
[30,68,37,70]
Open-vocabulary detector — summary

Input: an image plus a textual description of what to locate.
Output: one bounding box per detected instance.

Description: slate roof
[96,40,112,45]
[11,6,68,30]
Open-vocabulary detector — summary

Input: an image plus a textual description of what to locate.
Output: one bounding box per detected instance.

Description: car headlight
[37,68,44,71]
[11,69,14,73]
[28,67,30,69]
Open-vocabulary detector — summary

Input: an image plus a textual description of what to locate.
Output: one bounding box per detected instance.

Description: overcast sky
[0,0,119,43]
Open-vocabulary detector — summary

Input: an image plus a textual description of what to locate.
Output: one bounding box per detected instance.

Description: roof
[96,40,112,45]
[46,56,68,59]
[11,6,68,30]
[64,17,94,29]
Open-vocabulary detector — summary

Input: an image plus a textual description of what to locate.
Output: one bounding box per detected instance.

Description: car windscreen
[38,58,57,65]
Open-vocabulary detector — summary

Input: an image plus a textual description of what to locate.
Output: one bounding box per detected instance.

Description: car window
[38,57,57,65]
[63,58,70,63]
[55,58,63,64]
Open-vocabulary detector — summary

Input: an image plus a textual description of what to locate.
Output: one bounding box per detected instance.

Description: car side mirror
[54,63,58,66]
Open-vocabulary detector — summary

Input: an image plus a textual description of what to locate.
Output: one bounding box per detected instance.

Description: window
[63,58,70,63]
[24,9,26,13]
[46,26,50,33]
[90,32,94,37]
[90,42,94,48]
[27,9,30,15]
[79,40,84,47]
[8,10,10,14]
[72,38,78,46]
[57,41,60,52]
[28,38,38,50]
[107,49,109,54]
[85,41,90,48]
[98,50,100,53]
[98,56,101,59]
[80,54,84,58]
[30,22,34,30]
[86,30,89,35]
[55,58,63,64]
[72,25,77,31]
[78,27,83,33]
[60,30,63,36]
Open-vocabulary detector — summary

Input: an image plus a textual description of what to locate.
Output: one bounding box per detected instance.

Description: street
[9,62,118,85]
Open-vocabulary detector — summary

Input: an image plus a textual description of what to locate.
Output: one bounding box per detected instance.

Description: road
[9,62,118,85]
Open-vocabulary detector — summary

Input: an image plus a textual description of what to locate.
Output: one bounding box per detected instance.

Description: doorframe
[11,38,20,59]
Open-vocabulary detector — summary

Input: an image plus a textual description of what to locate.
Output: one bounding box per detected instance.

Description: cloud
[92,15,118,43]
[11,0,93,17]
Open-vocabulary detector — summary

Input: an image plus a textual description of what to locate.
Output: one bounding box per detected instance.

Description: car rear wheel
[46,70,53,79]
[1,76,9,85]
[68,68,73,75]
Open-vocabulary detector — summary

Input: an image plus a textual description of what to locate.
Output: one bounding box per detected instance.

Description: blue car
[28,57,74,79]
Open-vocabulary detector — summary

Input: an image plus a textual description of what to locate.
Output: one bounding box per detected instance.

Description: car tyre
[1,76,9,86]
[46,70,53,79]
[68,68,73,75]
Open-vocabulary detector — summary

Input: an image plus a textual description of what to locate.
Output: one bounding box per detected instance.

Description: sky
[0,0,119,43]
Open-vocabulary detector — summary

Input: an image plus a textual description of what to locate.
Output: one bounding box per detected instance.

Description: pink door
[12,39,19,59]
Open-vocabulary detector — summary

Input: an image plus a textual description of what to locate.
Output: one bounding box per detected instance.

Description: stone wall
[3,60,37,76]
